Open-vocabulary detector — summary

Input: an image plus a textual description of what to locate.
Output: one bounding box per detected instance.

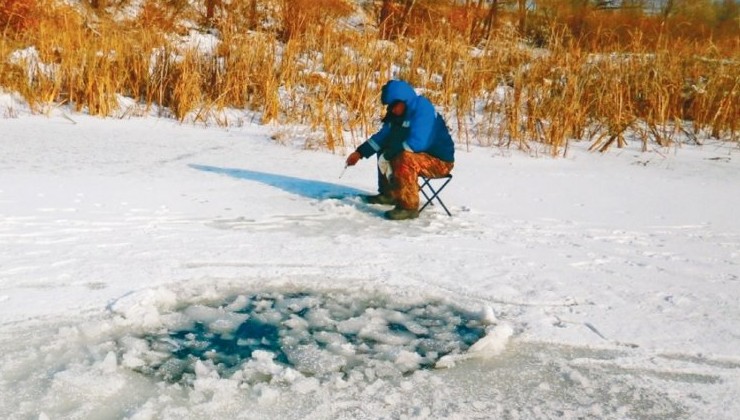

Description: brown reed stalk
[0,0,737,152]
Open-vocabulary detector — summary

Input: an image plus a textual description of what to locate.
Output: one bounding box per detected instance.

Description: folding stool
[418,174,453,216]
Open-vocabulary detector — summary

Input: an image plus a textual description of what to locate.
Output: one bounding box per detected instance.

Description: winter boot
[384,206,419,220]
[362,194,397,205]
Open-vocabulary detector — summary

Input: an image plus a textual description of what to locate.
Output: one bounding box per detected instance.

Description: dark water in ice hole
[137,292,489,383]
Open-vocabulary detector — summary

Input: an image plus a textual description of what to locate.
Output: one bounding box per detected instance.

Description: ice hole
[132,291,489,385]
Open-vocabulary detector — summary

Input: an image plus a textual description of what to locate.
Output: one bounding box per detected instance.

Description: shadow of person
[189,164,368,201]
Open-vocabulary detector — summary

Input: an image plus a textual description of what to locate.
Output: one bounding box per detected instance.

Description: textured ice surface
[132,291,491,384]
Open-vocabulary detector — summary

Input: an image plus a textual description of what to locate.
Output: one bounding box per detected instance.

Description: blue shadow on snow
[189,164,368,201]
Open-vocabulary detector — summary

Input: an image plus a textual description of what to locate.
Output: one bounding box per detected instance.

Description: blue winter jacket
[356,80,455,163]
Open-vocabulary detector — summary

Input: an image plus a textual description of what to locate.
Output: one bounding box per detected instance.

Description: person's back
[426,110,455,163]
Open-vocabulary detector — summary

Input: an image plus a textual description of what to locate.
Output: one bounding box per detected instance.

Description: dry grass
[1,0,737,154]
[1,0,40,35]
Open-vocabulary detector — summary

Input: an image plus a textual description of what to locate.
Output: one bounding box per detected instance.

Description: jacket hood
[380,80,417,105]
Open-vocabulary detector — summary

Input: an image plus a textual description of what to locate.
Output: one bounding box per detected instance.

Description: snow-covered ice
[1,101,739,419]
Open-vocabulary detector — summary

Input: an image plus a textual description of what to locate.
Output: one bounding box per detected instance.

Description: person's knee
[391,151,414,170]
[394,150,413,160]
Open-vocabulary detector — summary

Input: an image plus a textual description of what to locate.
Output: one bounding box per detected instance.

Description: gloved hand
[345,151,362,166]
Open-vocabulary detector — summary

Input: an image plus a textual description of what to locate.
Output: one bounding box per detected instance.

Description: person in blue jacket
[345,80,455,220]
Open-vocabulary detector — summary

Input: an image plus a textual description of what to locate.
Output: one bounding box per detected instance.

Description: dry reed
[1,0,737,154]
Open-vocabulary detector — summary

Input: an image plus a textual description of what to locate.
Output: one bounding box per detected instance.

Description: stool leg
[432,177,452,216]
[418,177,434,211]
[418,176,452,216]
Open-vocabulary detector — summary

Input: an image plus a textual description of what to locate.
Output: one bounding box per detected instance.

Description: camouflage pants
[378,151,454,210]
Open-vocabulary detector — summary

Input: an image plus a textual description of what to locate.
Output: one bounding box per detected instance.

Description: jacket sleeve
[356,122,391,158]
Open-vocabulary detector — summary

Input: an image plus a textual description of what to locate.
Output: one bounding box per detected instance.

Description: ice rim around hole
[115,289,504,386]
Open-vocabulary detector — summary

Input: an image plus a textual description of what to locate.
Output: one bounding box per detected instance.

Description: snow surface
[1,97,739,419]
